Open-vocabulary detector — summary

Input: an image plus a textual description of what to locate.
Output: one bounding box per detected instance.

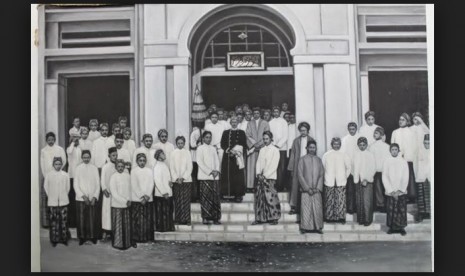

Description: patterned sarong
[173,182,192,224]
[355,182,374,225]
[111,207,134,250]
[49,206,68,244]
[324,185,346,221]
[199,180,221,221]
[154,197,175,232]
[254,178,281,223]
[386,195,408,231]
[131,202,154,243]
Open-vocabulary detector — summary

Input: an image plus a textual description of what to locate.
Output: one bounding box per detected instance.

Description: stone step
[173,221,430,233]
[242,193,288,202]
[189,211,418,223]
[154,231,432,243]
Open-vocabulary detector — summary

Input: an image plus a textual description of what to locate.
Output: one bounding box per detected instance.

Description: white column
[313,66,327,156]
[350,64,359,125]
[44,81,60,143]
[144,66,167,137]
[360,71,370,119]
[173,64,191,139]
[294,63,316,138]
[323,64,352,142]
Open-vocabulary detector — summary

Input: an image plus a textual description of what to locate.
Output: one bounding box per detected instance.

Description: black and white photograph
[30,3,434,272]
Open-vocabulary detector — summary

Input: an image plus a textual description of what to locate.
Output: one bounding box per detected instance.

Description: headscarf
[108,147,117,154]
[365,111,376,120]
[136,153,146,161]
[154,149,164,161]
[400,113,412,126]
[357,137,368,145]
[374,126,385,136]
[412,112,424,121]
[46,132,56,140]
[142,133,153,141]
[347,122,358,129]
[298,122,310,131]
[81,150,91,157]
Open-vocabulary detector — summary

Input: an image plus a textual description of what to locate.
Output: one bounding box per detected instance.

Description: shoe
[92,239,98,244]
[202,219,211,225]
[364,223,371,227]
[79,239,85,246]
[213,221,221,225]
[295,221,301,224]
[300,230,306,234]
[251,221,262,225]
[269,220,278,225]
[387,229,393,235]
[133,244,137,248]
[51,242,57,247]
[235,197,243,203]
[340,221,346,225]
[289,209,296,215]
[400,229,407,236]
[316,230,323,234]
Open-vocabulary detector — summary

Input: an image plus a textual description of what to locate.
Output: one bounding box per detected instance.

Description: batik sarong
[76,201,100,241]
[111,207,134,250]
[153,197,175,232]
[416,179,431,216]
[324,185,346,222]
[300,192,323,231]
[199,180,221,221]
[173,182,192,224]
[386,195,408,231]
[49,206,68,244]
[355,182,374,225]
[254,178,281,223]
[345,174,356,214]
[131,202,154,243]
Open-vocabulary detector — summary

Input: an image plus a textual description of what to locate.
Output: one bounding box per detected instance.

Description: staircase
[40,193,431,243]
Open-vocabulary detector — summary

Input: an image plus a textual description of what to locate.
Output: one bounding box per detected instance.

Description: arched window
[201,24,291,70]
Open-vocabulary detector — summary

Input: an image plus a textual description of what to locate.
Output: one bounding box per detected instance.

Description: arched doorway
[187,5,297,124]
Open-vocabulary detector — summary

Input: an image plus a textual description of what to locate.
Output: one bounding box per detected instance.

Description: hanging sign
[226,52,265,71]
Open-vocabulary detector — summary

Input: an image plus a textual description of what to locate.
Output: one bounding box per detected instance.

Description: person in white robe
[353,137,377,226]
[237,113,248,132]
[170,136,193,225]
[109,134,131,170]
[269,107,289,192]
[217,109,231,130]
[106,123,121,149]
[322,137,351,223]
[359,111,381,147]
[368,126,391,212]
[133,134,156,169]
[69,117,83,138]
[196,131,221,225]
[280,102,290,118]
[122,127,136,161]
[382,143,409,235]
[44,157,70,246]
[391,113,417,203]
[204,112,226,168]
[153,150,175,232]
[78,127,93,152]
[109,159,136,249]
[130,153,155,243]
[87,119,101,142]
[253,131,281,225]
[40,132,67,228]
[66,135,82,228]
[100,147,118,240]
[152,129,175,165]
[74,150,101,245]
[91,123,111,173]
[340,122,360,215]
[413,134,430,222]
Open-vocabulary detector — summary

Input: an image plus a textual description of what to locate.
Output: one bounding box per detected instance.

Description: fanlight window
[201,25,291,70]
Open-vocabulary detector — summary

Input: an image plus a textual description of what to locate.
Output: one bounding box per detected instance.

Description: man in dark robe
[220,117,247,202]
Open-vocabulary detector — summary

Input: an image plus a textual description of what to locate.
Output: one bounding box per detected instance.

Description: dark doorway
[369,71,429,143]
[66,75,130,145]
[201,75,295,113]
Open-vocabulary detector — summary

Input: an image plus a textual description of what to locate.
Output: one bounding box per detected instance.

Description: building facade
[37,4,428,175]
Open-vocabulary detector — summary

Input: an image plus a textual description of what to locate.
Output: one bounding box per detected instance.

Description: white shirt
[44,170,70,207]
[87,130,101,142]
[411,124,429,158]
[92,136,110,168]
[196,144,220,180]
[133,146,156,169]
[359,124,379,147]
[391,127,417,162]
[353,150,376,183]
[123,139,136,161]
[106,135,116,149]
[66,144,82,179]
[322,150,351,187]
[414,145,430,182]
[269,117,289,151]
[205,118,212,126]
[74,163,100,201]
[109,172,131,208]
[153,161,172,197]
[287,123,297,157]
[152,142,175,164]
[204,122,226,148]
[256,144,280,179]
[341,133,360,174]
[238,121,248,132]
[108,147,131,164]
[190,127,202,162]
[101,161,117,193]
[169,148,193,183]
[220,120,231,130]
[300,136,308,158]
[369,139,391,172]
[382,155,409,195]
[78,139,93,152]
[40,144,67,176]
[69,126,83,137]
[131,166,154,202]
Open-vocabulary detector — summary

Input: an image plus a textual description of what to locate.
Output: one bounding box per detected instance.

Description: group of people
[40,103,431,250]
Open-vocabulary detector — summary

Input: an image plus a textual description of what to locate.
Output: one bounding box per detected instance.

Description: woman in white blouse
[253,131,281,225]
[170,136,193,225]
[44,157,70,247]
[130,153,155,243]
[109,159,136,249]
[153,149,175,232]
[196,131,221,225]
